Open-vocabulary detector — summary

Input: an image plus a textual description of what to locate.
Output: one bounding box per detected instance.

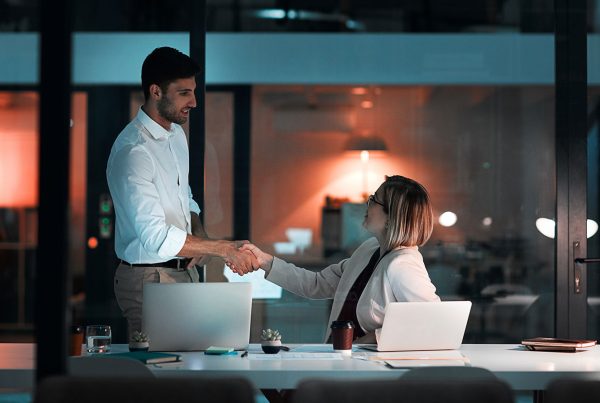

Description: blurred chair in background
[68,357,153,378]
[546,377,600,403]
[293,367,513,403]
[35,377,255,403]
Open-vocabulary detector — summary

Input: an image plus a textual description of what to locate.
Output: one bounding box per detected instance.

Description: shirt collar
[136,107,176,140]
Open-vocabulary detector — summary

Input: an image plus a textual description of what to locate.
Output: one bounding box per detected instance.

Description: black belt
[120,258,192,269]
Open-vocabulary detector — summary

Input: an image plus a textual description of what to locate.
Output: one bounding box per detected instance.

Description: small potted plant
[129,331,150,352]
[261,329,282,354]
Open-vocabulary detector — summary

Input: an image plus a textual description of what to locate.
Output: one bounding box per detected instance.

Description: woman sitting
[242,175,440,343]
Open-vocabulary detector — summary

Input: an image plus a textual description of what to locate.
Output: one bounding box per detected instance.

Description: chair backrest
[546,377,600,403]
[68,357,154,377]
[400,365,498,381]
[34,376,255,403]
[293,374,514,403]
[481,284,533,297]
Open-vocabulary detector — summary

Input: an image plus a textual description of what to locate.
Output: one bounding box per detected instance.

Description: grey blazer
[264,237,440,342]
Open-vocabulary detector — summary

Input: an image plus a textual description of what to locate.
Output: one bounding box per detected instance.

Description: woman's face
[364,185,388,238]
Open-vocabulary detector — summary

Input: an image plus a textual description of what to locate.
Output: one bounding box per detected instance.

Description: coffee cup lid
[330,320,355,329]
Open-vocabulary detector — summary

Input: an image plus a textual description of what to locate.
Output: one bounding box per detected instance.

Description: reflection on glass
[535,218,598,239]
[439,212,458,227]
[252,85,555,343]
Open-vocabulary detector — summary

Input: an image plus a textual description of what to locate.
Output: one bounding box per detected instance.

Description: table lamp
[0,129,38,328]
[344,133,387,200]
[0,130,38,208]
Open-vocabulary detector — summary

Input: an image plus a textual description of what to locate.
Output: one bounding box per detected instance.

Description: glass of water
[86,325,111,353]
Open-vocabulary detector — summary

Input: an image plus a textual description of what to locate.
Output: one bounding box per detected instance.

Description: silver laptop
[142,282,252,351]
[360,301,472,352]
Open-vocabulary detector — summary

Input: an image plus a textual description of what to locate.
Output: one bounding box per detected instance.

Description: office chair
[546,377,600,403]
[34,377,255,403]
[68,357,154,377]
[293,370,514,403]
[400,365,498,381]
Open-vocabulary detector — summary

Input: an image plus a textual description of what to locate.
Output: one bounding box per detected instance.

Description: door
[555,0,591,338]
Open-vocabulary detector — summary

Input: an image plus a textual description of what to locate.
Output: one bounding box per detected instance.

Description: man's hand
[177,236,259,274]
[239,243,274,271]
[219,241,259,275]
[186,255,211,269]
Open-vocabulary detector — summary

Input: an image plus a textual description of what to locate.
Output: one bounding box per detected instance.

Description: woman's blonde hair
[380,175,434,250]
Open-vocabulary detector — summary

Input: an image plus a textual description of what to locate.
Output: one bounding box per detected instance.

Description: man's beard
[157,96,187,125]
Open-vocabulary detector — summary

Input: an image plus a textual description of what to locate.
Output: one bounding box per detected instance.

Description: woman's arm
[386,253,440,302]
[242,243,346,299]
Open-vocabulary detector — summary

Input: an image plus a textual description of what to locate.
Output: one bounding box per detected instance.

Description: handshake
[222,241,273,276]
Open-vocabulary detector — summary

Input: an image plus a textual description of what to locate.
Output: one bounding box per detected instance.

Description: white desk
[4,343,600,391]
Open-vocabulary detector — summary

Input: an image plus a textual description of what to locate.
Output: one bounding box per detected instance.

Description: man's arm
[108,145,189,260]
[177,235,258,275]
[185,212,210,268]
[109,148,255,273]
[190,212,208,238]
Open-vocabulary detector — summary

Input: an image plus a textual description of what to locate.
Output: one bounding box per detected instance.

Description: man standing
[107,47,257,334]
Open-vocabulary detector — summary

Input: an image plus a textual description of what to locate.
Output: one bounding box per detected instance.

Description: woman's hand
[240,243,274,271]
[216,240,259,275]
[354,331,377,344]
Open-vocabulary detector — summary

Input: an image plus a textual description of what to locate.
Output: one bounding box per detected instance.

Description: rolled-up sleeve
[188,185,201,216]
[109,145,186,259]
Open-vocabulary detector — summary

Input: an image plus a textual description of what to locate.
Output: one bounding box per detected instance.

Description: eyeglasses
[367,194,385,208]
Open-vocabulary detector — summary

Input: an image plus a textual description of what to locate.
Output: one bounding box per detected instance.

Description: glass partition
[0,91,87,341]
[587,59,600,339]
[249,85,555,342]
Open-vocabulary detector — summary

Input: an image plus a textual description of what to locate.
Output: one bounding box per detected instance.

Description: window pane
[0,92,38,340]
[0,91,87,343]
[205,92,235,240]
[251,84,555,343]
[587,45,600,338]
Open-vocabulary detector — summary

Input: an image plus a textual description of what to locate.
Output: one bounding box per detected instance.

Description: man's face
[156,77,197,125]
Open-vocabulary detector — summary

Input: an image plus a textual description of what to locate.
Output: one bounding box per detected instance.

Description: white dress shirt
[106,108,200,264]
[264,237,440,342]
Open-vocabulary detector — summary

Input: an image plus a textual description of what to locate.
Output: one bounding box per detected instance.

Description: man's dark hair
[141,47,200,100]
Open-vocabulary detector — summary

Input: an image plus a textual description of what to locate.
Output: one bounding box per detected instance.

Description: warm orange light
[87,237,99,249]
[352,87,368,95]
[360,150,370,163]
[0,130,38,207]
[360,100,373,109]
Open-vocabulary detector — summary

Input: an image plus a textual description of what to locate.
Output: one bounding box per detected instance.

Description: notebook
[107,351,181,364]
[522,337,597,352]
[142,282,252,351]
[379,350,470,368]
[359,301,472,352]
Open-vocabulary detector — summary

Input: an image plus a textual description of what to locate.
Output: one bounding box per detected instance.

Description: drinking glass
[86,325,112,353]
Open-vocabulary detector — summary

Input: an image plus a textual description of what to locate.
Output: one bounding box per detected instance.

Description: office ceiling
[0,0,559,33]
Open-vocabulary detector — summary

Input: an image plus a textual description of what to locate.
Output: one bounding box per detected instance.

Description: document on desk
[289,345,336,353]
[357,350,469,368]
[248,352,343,360]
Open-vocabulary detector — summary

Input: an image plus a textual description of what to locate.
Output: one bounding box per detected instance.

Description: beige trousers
[114,263,200,337]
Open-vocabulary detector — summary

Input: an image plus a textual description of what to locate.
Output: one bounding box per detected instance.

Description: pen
[241,351,248,358]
